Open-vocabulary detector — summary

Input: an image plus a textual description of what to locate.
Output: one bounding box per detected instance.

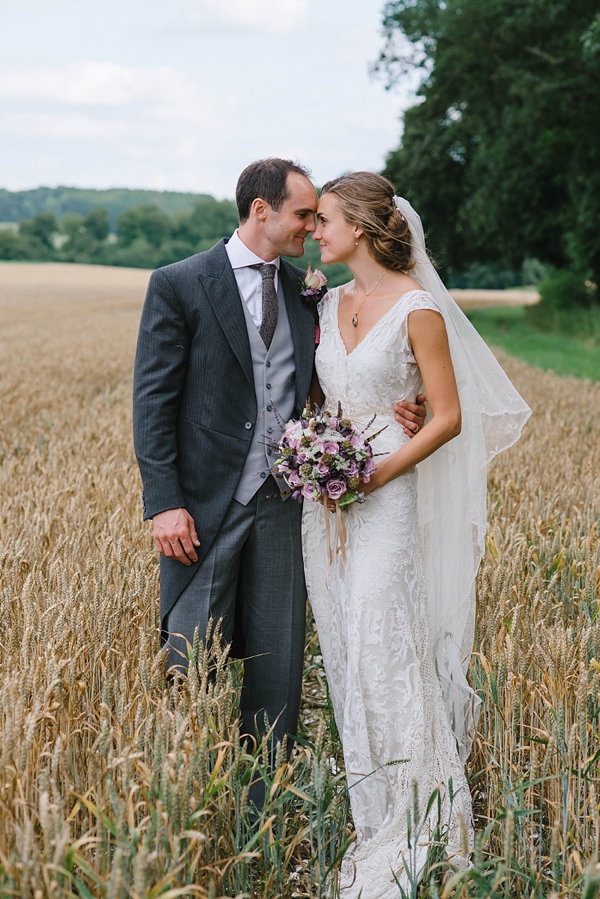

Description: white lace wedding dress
[302,286,473,898]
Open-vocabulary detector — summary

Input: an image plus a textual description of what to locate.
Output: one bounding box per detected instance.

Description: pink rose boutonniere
[299,264,327,302]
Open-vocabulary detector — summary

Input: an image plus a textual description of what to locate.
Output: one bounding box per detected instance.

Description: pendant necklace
[352,270,387,327]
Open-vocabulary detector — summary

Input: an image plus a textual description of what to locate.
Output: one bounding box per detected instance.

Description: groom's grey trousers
[165,475,306,747]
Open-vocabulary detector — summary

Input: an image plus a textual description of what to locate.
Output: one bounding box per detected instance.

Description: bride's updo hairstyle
[320,171,414,273]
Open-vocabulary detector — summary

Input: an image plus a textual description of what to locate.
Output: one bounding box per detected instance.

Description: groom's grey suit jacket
[133,238,318,627]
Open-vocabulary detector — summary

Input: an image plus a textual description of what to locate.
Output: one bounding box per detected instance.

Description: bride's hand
[319,494,337,512]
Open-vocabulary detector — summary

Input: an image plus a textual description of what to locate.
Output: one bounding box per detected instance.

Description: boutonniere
[299,264,327,301]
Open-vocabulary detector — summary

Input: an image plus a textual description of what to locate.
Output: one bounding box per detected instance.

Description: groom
[133,158,425,756]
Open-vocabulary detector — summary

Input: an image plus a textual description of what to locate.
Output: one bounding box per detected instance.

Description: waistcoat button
[266,404,272,412]
[244,421,252,430]
[266,382,272,390]
[265,361,271,368]
[260,471,267,479]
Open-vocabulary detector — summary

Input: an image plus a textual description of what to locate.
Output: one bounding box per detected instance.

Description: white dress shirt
[225,229,281,329]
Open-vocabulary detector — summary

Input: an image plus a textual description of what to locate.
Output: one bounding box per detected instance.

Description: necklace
[352,270,386,328]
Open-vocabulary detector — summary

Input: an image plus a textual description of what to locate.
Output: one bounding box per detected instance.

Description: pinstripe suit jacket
[133,238,317,623]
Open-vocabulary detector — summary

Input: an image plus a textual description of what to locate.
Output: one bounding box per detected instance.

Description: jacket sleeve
[133,268,189,520]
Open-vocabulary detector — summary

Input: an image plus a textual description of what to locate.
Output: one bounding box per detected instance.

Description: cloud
[182,0,309,33]
[2,111,129,139]
[0,61,224,137]
[0,61,209,109]
[0,0,72,8]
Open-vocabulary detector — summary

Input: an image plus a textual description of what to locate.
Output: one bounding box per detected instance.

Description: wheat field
[0,262,599,898]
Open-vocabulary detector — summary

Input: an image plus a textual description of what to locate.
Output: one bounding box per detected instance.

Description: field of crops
[0,262,599,898]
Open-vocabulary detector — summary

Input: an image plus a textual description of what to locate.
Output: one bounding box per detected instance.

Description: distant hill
[0,186,219,229]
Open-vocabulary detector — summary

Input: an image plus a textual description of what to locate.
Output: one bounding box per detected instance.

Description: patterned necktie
[250,263,278,349]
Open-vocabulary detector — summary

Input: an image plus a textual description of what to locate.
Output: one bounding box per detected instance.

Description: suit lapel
[199,240,254,389]
[280,261,315,409]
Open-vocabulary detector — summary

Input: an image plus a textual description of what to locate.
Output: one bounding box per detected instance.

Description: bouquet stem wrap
[323,499,348,572]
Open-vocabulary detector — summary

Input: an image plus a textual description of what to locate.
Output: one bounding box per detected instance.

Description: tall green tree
[379,0,600,285]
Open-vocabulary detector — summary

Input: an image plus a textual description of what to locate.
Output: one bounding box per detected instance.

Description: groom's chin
[284,245,305,258]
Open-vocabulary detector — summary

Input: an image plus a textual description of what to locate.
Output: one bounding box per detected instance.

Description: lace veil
[394,196,532,760]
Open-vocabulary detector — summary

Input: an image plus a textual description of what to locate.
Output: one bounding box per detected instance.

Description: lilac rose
[323,440,339,455]
[326,479,347,500]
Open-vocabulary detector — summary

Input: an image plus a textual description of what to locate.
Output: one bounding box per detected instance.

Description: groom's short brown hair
[236,158,311,223]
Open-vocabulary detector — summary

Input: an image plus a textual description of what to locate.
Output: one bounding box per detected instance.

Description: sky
[0,0,419,199]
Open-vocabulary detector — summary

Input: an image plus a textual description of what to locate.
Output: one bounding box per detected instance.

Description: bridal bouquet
[273,402,379,565]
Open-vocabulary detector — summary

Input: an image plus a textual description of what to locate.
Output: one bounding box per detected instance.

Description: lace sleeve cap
[400,290,443,361]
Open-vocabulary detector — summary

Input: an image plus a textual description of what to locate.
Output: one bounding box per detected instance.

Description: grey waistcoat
[234,278,296,505]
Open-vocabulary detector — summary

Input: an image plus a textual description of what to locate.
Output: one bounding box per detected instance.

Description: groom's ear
[251,197,269,221]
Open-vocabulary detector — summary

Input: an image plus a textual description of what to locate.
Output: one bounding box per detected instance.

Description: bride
[301,172,530,897]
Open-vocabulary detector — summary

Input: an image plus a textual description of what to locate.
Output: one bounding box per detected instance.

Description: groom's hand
[152,508,200,565]
[394,394,427,437]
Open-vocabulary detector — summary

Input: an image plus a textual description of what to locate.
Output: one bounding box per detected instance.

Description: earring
[355,240,359,246]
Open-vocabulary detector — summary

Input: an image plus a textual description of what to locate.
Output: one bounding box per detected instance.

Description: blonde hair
[321,171,414,272]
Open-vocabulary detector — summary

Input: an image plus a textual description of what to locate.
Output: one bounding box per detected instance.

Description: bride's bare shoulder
[395,272,425,294]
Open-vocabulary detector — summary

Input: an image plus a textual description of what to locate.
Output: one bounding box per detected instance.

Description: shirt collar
[226,229,281,270]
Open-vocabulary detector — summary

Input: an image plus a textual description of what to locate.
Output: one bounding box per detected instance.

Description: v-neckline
[335,287,423,358]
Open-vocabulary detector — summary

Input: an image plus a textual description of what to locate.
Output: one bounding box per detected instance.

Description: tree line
[0,197,352,287]
[0,186,207,229]
[0,198,239,270]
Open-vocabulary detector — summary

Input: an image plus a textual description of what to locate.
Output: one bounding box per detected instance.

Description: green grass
[467,305,600,381]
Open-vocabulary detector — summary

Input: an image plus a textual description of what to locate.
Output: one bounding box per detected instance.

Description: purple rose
[323,440,339,455]
[317,461,330,476]
[302,482,317,500]
[326,479,347,500]
[346,461,359,476]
